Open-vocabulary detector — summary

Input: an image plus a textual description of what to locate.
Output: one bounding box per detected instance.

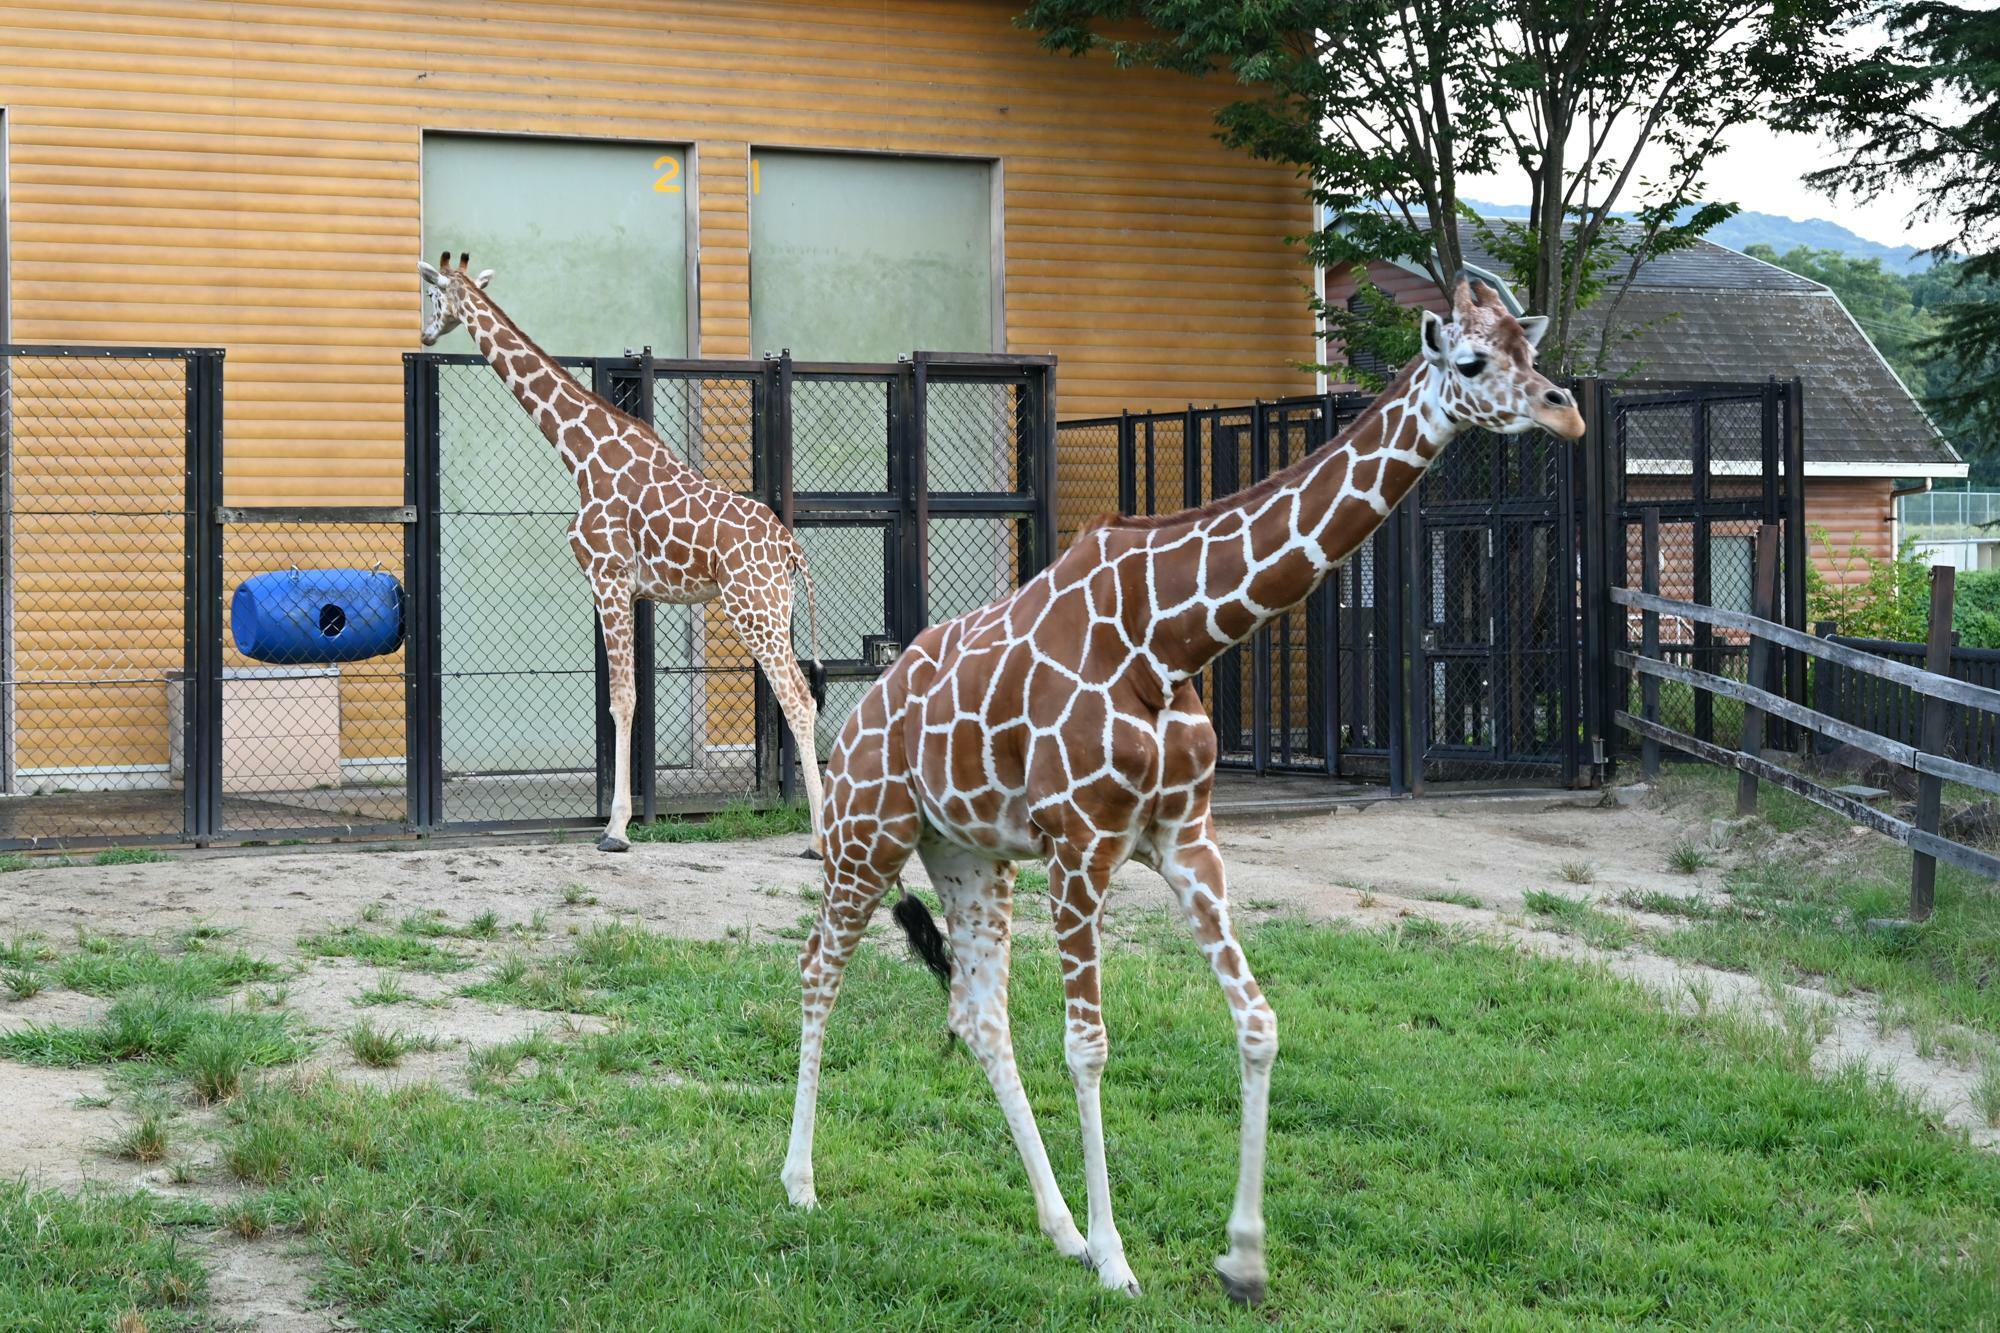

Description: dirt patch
[0,1063,128,1190]
[193,1233,336,1333]
[0,838,821,959]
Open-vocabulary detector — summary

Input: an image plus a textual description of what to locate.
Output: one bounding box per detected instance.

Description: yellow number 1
[653,155,681,193]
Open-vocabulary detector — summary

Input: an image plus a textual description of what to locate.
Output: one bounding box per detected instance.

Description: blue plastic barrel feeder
[232,568,404,664]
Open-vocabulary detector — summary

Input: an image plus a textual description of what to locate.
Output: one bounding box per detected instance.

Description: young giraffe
[782,277,1587,1302]
[418,254,828,854]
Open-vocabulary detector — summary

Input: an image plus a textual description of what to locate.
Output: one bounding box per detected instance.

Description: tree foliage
[1790,2,2000,469]
[1744,243,1998,477]
[1806,527,2000,648]
[1020,0,1861,372]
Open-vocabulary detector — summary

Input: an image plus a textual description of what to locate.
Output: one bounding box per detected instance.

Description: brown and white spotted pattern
[781,280,1587,1302]
[419,255,827,854]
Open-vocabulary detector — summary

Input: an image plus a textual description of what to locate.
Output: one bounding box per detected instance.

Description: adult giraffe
[781,277,1586,1302]
[418,254,827,855]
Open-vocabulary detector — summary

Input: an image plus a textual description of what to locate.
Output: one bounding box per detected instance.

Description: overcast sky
[1455,16,1971,253]
[1459,116,1956,251]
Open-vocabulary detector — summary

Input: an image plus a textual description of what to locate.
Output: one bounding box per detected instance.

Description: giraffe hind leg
[1047,835,1142,1297]
[594,578,637,853]
[917,838,1086,1263]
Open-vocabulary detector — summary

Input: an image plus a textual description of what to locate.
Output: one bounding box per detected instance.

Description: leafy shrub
[1806,528,1999,648]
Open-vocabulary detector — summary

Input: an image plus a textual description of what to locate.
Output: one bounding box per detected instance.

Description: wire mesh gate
[407,348,1055,837]
[1592,379,1807,759]
[1060,377,1804,792]
[0,345,1051,850]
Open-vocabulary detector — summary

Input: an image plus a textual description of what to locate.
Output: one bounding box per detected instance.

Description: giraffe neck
[1138,359,1458,681]
[457,286,600,475]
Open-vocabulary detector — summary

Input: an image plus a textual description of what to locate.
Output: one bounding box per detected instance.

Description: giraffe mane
[458,280,657,443]
[1090,358,1419,535]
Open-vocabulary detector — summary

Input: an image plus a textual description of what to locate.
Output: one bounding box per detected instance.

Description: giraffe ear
[474,269,495,290]
[416,260,443,286]
[1420,309,1450,367]
[1517,315,1549,350]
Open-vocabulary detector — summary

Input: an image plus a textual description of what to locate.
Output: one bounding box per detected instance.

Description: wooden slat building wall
[0,0,1317,776]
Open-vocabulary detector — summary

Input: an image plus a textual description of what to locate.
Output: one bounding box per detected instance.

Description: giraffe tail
[789,543,827,711]
[892,889,952,991]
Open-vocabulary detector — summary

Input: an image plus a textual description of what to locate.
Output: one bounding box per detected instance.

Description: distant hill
[1460,199,1939,273]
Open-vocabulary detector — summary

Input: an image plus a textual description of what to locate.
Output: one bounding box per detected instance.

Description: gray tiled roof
[1429,219,1959,472]
[1571,287,1960,471]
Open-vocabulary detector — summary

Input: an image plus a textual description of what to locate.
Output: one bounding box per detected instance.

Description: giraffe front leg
[1049,840,1141,1297]
[596,582,637,853]
[1154,815,1277,1306]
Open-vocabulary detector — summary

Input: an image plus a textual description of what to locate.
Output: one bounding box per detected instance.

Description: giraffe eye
[1455,354,1487,378]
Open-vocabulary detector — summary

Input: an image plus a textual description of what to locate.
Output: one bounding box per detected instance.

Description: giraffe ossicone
[783,277,1585,1303]
[418,253,830,855]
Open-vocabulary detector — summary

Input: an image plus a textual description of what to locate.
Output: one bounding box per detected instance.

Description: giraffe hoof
[596,835,630,854]
[1214,1260,1266,1307]
[796,845,822,862]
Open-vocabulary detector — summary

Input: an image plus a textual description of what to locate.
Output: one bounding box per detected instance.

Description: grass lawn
[1651,768,2000,1054]
[627,800,813,845]
[217,920,2000,1330]
[0,1183,208,1331]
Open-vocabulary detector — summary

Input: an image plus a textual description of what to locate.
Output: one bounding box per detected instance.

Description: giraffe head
[1417,278,1586,440]
[416,251,495,346]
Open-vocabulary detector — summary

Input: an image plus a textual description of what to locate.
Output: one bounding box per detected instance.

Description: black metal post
[1641,507,1662,780]
[1250,400,1272,775]
[1691,395,1714,743]
[1385,510,1409,796]
[402,355,429,831]
[419,359,445,831]
[1577,377,1609,782]
[184,351,225,843]
[631,348,658,825]
[1783,378,1809,717]
[1117,410,1135,519]
[1035,361,1059,572]
[1556,417,1582,788]
[1405,489,1429,795]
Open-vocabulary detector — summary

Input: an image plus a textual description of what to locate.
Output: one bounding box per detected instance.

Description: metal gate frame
[1591,377,1807,767]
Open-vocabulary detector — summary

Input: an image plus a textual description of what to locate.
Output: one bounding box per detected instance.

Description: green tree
[1021,0,1861,373]
[1790,2,2000,475]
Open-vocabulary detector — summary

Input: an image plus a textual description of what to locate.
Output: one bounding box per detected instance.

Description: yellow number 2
[653,155,681,193]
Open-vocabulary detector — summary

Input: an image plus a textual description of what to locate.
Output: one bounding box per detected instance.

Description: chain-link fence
[0,348,207,846]
[0,346,1053,850]
[215,519,409,838]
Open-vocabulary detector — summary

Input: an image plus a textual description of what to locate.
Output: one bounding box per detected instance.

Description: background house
[1323,223,1968,591]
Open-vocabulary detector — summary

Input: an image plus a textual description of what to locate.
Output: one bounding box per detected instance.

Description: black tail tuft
[892,891,952,990]
[808,661,828,712]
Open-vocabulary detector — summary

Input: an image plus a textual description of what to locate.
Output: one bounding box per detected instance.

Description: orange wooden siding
[0,0,1317,774]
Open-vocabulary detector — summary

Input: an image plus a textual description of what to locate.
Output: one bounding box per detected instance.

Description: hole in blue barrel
[232,569,403,664]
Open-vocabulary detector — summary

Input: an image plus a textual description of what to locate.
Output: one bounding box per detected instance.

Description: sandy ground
[0,789,1992,1329]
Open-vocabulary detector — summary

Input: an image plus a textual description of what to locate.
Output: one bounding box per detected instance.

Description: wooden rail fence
[1614,509,2000,920]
